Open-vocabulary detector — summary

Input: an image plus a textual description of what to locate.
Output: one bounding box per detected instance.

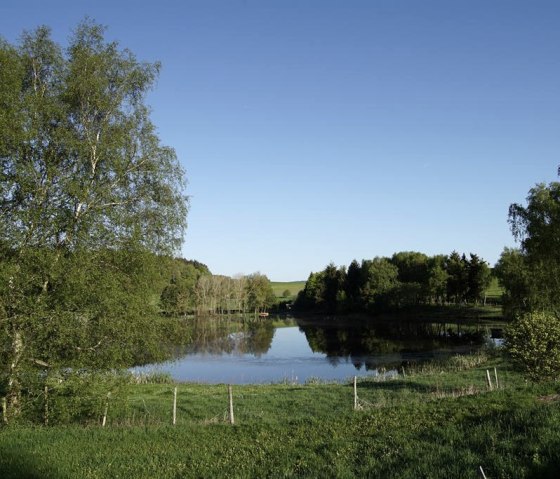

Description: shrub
[505,311,560,381]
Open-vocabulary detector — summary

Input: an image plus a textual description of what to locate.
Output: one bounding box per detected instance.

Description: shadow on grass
[0,447,63,479]
[350,379,439,394]
[410,398,560,479]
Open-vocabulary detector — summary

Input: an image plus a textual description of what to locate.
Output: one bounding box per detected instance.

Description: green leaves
[0,20,188,420]
[1,19,187,254]
[502,182,560,315]
[505,311,560,382]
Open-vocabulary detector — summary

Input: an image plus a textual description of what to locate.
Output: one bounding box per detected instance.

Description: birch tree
[0,21,187,419]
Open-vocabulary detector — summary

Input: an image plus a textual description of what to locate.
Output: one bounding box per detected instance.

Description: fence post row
[30,366,505,428]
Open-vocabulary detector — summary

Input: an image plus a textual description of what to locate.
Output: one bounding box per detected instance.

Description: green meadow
[270,281,306,299]
[2,351,559,478]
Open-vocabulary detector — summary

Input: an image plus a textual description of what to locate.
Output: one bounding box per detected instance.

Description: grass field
[270,278,503,302]
[270,280,306,298]
[1,351,560,478]
[485,276,503,303]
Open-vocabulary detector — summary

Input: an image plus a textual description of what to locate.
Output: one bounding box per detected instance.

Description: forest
[294,251,492,314]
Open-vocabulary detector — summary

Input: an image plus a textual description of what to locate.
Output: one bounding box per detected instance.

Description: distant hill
[270,281,306,298]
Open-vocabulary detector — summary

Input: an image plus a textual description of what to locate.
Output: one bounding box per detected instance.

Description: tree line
[295,251,492,314]
[158,257,276,316]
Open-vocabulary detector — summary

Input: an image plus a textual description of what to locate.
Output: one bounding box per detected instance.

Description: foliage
[159,258,211,314]
[245,273,276,314]
[361,257,399,311]
[158,263,279,316]
[295,251,493,314]
[498,181,560,383]
[505,311,560,381]
[0,20,187,420]
[504,182,560,315]
[495,248,532,318]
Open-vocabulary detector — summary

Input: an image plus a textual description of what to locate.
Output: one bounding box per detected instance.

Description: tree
[390,251,430,305]
[160,259,210,315]
[0,21,187,419]
[494,248,532,318]
[426,255,449,304]
[245,273,275,315]
[390,251,429,284]
[295,271,325,310]
[361,258,399,311]
[344,259,363,310]
[465,253,491,304]
[322,263,345,313]
[502,180,560,380]
[508,182,560,313]
[445,251,468,303]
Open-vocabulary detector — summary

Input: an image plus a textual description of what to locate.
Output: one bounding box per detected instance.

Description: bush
[16,370,131,425]
[505,311,560,381]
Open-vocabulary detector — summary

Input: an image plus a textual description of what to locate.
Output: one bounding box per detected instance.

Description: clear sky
[2,0,559,281]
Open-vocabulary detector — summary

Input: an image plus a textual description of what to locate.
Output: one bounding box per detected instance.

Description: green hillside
[270,281,306,298]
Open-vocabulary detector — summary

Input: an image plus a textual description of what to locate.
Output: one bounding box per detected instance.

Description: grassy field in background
[271,280,306,298]
[270,278,502,301]
[485,276,503,303]
[1,352,560,478]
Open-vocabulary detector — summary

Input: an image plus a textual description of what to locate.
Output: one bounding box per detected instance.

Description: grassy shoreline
[1,351,560,478]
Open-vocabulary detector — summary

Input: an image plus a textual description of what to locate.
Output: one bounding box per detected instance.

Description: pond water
[133,318,502,384]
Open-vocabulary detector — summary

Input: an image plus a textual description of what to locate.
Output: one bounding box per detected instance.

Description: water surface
[134,318,499,384]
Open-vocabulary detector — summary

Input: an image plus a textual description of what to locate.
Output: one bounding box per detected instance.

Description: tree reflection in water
[298,319,487,371]
[170,317,276,358]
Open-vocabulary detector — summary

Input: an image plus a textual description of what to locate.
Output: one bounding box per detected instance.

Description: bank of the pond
[292,303,504,324]
[1,354,560,478]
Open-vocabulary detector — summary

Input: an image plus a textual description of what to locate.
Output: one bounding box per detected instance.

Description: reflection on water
[135,316,502,384]
[170,317,278,357]
[300,319,488,371]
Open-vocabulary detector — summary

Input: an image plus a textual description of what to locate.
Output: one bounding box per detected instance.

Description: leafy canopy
[0,20,188,418]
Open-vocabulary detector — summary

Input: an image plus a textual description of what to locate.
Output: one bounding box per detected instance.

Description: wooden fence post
[486,370,493,391]
[353,376,358,411]
[479,465,488,479]
[228,385,234,425]
[172,387,177,426]
[44,385,49,426]
[1,397,7,424]
[102,393,110,427]
[494,367,499,389]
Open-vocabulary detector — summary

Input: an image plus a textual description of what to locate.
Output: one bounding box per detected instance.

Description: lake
[134,317,502,384]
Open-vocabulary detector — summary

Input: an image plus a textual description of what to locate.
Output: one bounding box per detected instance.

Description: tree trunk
[6,329,24,420]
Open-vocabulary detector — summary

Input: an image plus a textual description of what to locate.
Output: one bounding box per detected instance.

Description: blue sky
[2,1,559,280]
